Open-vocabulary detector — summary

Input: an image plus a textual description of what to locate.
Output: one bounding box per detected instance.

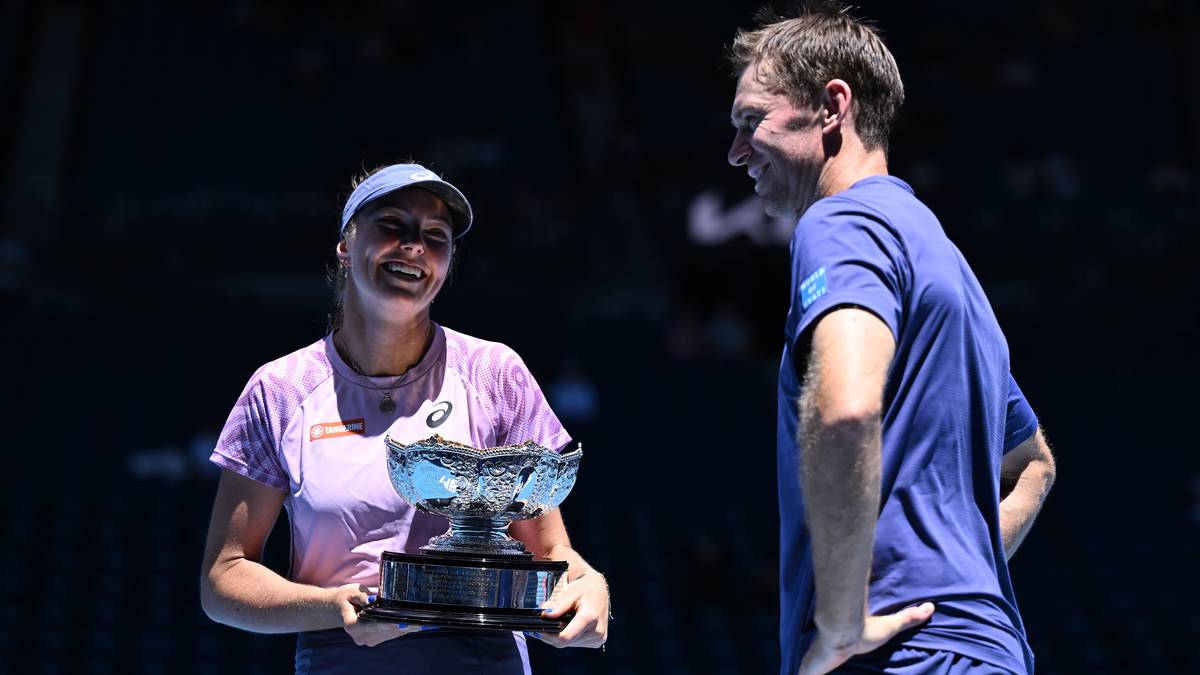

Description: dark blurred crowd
[1,1,1196,673]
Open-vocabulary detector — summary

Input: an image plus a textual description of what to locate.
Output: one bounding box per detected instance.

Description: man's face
[338,187,454,321]
[728,64,825,219]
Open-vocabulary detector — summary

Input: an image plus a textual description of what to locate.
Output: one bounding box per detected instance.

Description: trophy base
[358,550,571,633]
[359,599,571,632]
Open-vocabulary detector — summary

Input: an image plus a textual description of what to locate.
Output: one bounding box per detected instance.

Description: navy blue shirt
[777,176,1039,674]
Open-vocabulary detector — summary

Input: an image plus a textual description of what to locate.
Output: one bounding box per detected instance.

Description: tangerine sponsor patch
[309,419,366,441]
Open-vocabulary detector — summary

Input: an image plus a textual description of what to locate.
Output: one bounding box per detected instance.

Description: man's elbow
[810,403,882,438]
[1034,437,1057,489]
[1037,453,1057,491]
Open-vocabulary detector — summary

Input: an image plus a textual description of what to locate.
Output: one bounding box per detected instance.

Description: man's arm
[797,308,933,675]
[999,427,1057,560]
[800,308,893,639]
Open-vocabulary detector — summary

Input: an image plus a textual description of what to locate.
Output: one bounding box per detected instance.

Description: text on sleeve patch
[800,267,828,310]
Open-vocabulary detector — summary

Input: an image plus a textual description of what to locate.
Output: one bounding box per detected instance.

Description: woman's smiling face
[337,187,455,322]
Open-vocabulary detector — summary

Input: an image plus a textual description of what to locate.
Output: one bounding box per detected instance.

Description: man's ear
[821,79,853,133]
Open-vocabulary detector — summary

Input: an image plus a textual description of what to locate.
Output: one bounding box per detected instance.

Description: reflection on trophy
[358,434,583,632]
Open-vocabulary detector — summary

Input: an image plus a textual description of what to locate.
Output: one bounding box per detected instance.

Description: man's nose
[728,131,751,167]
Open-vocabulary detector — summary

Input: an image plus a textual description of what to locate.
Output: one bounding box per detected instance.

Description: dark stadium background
[1,1,1196,673]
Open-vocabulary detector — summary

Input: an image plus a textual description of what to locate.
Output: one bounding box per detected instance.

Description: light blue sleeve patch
[799,267,827,310]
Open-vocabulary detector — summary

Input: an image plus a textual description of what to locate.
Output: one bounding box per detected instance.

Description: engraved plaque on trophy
[358,434,582,632]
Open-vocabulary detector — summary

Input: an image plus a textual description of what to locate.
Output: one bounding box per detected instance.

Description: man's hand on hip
[798,602,935,675]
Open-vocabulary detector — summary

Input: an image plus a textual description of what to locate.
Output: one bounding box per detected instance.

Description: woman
[200,163,610,674]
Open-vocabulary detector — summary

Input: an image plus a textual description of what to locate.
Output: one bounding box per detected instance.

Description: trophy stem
[449,515,511,541]
[421,515,530,555]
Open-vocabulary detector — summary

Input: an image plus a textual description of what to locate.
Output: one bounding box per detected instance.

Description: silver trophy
[358,434,583,632]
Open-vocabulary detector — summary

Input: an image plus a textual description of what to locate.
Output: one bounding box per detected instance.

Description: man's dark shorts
[838,646,1020,675]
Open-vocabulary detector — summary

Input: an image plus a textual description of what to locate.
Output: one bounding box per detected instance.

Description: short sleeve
[1003,374,1038,454]
[209,374,290,490]
[492,351,572,452]
[790,203,908,343]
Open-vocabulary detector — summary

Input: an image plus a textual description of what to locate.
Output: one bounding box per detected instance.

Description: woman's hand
[531,572,610,649]
[331,584,432,647]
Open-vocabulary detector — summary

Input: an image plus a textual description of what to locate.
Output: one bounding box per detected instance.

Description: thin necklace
[335,331,429,415]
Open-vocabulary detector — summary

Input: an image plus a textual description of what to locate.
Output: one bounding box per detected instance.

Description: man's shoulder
[795,176,940,249]
[810,176,917,219]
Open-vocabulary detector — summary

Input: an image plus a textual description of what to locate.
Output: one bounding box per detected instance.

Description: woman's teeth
[384,262,424,279]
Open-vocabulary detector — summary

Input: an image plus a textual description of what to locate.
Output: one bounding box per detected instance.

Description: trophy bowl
[359,435,584,632]
[386,434,583,555]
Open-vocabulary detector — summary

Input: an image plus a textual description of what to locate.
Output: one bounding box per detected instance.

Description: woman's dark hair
[326,166,381,332]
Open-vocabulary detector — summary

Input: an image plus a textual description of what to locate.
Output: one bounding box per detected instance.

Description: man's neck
[818,143,890,201]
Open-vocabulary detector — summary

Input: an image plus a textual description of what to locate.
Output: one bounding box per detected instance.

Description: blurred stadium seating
[1,1,1196,673]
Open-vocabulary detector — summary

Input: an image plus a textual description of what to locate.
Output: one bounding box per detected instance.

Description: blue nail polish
[396,623,408,628]
[420,625,438,631]
[367,594,377,603]
[540,607,553,614]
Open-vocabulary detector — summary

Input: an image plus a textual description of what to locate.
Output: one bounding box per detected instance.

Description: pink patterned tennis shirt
[210,325,571,592]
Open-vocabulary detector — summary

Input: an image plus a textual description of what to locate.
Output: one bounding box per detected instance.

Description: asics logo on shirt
[426,401,453,428]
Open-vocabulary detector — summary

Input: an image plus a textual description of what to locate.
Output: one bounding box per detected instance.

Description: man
[725,5,1057,674]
